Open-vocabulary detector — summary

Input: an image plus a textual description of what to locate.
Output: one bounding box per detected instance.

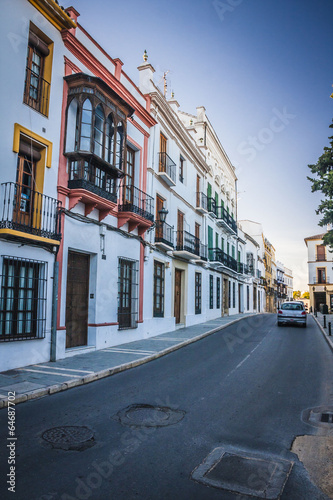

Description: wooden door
[174,269,182,324]
[118,259,134,329]
[177,210,184,249]
[66,251,89,348]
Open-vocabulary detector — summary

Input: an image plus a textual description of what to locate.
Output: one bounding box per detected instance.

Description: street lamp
[158,207,168,223]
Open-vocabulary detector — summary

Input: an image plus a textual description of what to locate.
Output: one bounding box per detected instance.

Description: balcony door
[14,154,36,228]
[66,251,89,348]
[317,268,326,284]
[159,133,167,172]
[177,210,184,249]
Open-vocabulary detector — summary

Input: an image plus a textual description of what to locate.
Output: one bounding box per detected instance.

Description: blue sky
[63,0,333,290]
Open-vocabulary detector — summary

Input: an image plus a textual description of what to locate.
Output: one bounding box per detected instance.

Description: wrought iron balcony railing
[199,243,208,261]
[215,205,237,233]
[237,262,244,274]
[158,152,176,184]
[155,221,174,248]
[23,67,50,117]
[119,185,154,222]
[208,248,238,272]
[312,278,330,284]
[196,192,208,211]
[0,182,61,241]
[207,197,216,214]
[68,160,117,203]
[176,230,200,256]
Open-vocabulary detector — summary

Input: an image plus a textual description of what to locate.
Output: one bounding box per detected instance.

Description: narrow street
[1,314,332,500]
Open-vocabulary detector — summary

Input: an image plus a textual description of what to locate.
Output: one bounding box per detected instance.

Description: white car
[277,302,307,327]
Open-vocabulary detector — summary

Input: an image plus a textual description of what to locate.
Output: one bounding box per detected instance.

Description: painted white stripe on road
[226,335,268,379]
[18,368,81,378]
[35,365,94,374]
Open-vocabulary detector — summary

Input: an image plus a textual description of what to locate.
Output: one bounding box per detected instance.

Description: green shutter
[207,183,212,199]
[227,242,230,255]
[232,245,235,259]
[215,192,219,206]
[221,237,224,252]
[238,250,241,263]
[208,226,213,248]
[215,232,219,249]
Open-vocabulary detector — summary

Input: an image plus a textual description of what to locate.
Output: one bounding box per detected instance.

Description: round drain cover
[114,404,185,427]
[42,426,95,450]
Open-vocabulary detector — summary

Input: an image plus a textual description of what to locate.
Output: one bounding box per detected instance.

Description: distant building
[284,267,293,301]
[304,233,333,311]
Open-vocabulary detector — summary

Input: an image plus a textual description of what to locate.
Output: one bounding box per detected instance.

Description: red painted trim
[88,323,119,327]
[130,118,150,138]
[139,242,144,323]
[142,135,149,194]
[61,31,156,129]
[56,65,72,330]
[64,55,81,74]
[57,327,66,331]
[114,58,124,81]
[77,23,117,67]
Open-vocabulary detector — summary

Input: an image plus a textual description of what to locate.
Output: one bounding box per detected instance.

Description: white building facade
[305,233,333,312]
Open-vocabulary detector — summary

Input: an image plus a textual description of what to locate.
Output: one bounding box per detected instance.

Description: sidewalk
[0,313,255,409]
[312,311,333,352]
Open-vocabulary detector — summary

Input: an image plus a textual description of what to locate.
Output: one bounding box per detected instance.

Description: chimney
[137,51,155,94]
[65,6,80,35]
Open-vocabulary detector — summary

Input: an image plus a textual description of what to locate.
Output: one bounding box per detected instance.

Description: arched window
[94,104,104,158]
[80,99,92,151]
[65,98,79,153]
[105,113,114,164]
[115,122,124,169]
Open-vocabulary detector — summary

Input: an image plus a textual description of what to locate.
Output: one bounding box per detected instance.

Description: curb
[0,314,257,409]
[311,314,333,353]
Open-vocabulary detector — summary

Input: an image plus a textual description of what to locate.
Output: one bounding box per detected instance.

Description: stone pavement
[312,311,333,352]
[0,313,256,408]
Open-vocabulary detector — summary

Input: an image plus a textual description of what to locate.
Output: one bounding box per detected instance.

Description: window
[179,156,184,183]
[317,268,326,284]
[233,282,236,308]
[317,245,326,261]
[247,286,250,310]
[232,245,235,259]
[209,275,214,309]
[124,147,135,203]
[195,273,201,314]
[159,133,167,172]
[23,26,52,116]
[0,256,47,340]
[65,74,130,173]
[216,277,220,309]
[153,261,165,317]
[118,258,138,329]
[228,282,231,308]
[68,160,117,202]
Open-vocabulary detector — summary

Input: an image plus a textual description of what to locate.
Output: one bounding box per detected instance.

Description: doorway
[223,278,229,316]
[66,251,90,348]
[174,269,182,324]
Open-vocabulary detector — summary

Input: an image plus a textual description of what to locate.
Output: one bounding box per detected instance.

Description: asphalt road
[1,314,333,500]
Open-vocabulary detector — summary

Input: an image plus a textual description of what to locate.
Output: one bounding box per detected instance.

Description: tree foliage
[301,292,310,299]
[293,290,301,300]
[308,120,333,248]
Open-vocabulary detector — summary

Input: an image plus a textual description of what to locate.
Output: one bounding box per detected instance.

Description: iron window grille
[209,275,214,309]
[216,277,221,309]
[153,261,165,317]
[0,256,47,341]
[117,258,138,330]
[195,272,202,314]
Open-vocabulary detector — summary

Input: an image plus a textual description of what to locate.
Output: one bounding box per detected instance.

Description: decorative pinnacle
[171,90,175,98]
[143,50,148,62]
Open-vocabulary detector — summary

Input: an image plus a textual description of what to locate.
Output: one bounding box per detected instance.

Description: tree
[293,290,301,300]
[302,292,310,299]
[308,119,333,248]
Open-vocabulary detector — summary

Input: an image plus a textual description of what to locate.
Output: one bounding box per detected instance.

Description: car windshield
[281,303,303,311]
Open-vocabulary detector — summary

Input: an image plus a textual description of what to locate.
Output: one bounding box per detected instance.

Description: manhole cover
[114,404,185,427]
[42,426,95,451]
[191,446,293,499]
[302,406,333,428]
